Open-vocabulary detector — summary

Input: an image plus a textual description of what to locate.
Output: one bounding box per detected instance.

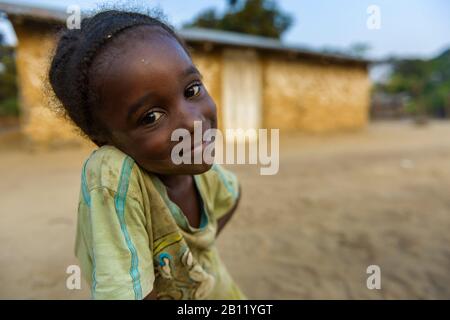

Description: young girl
[49,10,245,300]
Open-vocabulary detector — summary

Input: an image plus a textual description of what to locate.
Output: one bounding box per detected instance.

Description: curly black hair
[48,10,190,146]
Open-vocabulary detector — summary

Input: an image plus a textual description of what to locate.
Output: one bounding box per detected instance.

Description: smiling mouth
[177,139,213,158]
[191,140,213,154]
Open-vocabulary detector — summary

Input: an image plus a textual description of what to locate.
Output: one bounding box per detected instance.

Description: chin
[177,162,214,175]
[146,162,214,176]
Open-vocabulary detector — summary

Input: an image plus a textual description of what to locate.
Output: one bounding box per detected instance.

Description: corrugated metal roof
[0,1,370,64]
[0,1,68,22]
[179,27,283,50]
[179,28,369,64]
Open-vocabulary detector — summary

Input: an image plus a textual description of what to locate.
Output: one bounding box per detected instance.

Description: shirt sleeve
[76,148,155,300]
[85,187,155,300]
[210,164,241,221]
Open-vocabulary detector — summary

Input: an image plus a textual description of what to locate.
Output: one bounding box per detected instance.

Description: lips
[190,123,213,153]
[191,140,212,154]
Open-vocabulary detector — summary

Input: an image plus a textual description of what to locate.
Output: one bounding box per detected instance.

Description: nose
[176,101,206,134]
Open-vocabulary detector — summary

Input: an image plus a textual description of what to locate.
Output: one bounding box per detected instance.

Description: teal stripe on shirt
[114,156,143,300]
[81,154,97,297]
[81,159,91,207]
[212,164,238,200]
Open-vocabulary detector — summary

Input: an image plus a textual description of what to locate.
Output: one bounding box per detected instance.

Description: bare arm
[144,289,158,300]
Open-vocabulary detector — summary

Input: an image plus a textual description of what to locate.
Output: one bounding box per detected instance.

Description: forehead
[118,26,190,69]
[90,26,194,105]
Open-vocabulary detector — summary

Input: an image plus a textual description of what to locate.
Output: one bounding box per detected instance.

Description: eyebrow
[127,65,202,122]
[182,65,202,78]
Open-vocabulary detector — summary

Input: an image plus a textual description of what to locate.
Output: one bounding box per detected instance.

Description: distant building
[0,2,371,147]
[370,92,410,119]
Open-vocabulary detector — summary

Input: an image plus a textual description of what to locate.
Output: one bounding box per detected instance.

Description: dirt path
[1,120,450,299]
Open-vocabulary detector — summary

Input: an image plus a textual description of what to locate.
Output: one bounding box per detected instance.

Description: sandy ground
[1,120,450,299]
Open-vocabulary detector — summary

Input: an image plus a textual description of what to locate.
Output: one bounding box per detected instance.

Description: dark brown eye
[185,83,202,98]
[140,111,163,126]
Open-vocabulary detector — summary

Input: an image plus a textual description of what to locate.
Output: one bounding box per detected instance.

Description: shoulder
[195,164,241,221]
[196,164,240,204]
[81,145,143,201]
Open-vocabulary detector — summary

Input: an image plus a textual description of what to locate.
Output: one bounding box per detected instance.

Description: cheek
[134,131,172,161]
[203,94,218,127]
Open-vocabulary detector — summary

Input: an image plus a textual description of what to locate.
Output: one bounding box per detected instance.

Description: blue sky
[0,0,449,59]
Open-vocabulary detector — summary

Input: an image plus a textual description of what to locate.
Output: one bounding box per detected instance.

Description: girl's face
[90,27,217,175]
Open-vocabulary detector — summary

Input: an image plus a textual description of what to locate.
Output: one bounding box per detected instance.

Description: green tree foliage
[378,48,450,118]
[184,0,293,39]
[0,15,18,118]
[0,42,19,117]
[347,42,371,58]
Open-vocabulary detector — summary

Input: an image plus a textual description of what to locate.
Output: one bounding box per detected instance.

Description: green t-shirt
[75,145,246,300]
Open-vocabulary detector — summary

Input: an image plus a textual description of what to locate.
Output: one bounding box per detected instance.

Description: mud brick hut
[0,2,371,147]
